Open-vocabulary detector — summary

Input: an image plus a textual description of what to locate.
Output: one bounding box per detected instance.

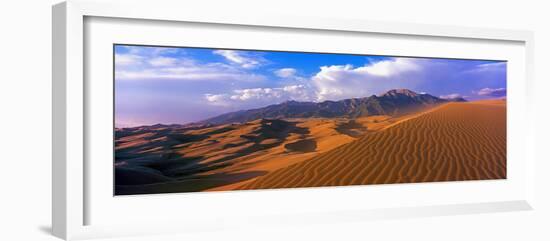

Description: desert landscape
[240,99,506,190]
[114,45,507,195]
[114,89,506,195]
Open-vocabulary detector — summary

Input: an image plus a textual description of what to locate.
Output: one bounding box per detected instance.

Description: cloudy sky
[115,44,506,127]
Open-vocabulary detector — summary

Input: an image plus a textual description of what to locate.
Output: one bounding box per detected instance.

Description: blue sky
[114,44,506,127]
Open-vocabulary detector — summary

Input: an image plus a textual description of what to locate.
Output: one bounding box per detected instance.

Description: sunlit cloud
[311,58,422,101]
[274,68,297,78]
[148,56,178,67]
[477,87,506,97]
[115,47,265,82]
[439,93,463,99]
[114,54,143,66]
[359,58,420,77]
[116,64,265,82]
[213,50,265,69]
[464,61,506,73]
[205,85,313,106]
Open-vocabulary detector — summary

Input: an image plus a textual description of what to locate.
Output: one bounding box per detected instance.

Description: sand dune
[114,116,400,194]
[239,101,506,190]
[115,100,506,195]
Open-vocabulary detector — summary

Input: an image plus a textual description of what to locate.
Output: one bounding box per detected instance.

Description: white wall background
[0,0,548,240]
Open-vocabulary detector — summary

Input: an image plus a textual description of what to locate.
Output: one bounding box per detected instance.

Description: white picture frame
[52,0,536,240]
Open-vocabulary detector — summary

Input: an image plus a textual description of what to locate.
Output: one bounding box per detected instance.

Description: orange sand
[239,101,506,190]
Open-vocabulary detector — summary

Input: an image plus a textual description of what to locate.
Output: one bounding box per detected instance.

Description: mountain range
[197,89,466,126]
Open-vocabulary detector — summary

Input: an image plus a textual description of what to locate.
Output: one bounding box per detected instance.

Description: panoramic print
[114,44,507,195]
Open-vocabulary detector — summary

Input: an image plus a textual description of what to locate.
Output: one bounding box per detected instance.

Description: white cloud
[358,58,420,77]
[282,85,306,94]
[115,54,143,66]
[311,58,422,101]
[231,88,279,101]
[439,93,462,99]
[148,57,178,67]
[116,64,265,82]
[150,47,181,56]
[115,47,265,82]
[477,62,506,69]
[477,87,506,97]
[205,85,313,106]
[465,61,506,74]
[115,67,264,82]
[121,46,182,56]
[204,94,231,106]
[274,68,297,78]
[213,50,263,69]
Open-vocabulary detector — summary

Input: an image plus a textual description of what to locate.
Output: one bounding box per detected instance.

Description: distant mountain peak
[381,89,419,97]
[197,89,463,126]
[448,97,467,102]
[281,100,301,104]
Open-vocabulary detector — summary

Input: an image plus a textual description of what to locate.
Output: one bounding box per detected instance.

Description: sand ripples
[240,102,506,190]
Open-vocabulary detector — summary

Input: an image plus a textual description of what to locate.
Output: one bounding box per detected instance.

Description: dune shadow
[115,128,217,160]
[284,139,317,152]
[335,119,368,138]
[114,118,314,195]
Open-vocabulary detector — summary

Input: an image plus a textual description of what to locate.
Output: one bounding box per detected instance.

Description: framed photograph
[52,0,535,240]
